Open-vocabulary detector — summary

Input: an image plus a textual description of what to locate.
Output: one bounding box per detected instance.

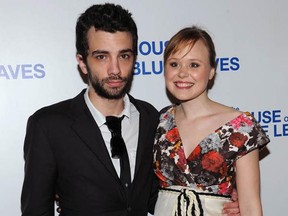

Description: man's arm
[148,172,159,214]
[222,189,240,216]
[21,116,56,216]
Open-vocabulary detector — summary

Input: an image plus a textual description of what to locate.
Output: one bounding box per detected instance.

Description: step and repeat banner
[1,0,287,215]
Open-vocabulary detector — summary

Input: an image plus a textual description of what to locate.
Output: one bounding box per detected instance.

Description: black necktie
[105,116,131,189]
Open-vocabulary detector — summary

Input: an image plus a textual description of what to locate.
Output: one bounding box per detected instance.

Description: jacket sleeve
[148,172,159,214]
[21,115,56,216]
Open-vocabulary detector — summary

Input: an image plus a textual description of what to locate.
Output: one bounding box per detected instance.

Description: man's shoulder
[34,98,72,115]
[30,90,85,121]
[128,94,159,115]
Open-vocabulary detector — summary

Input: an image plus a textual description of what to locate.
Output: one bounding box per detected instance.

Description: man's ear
[76,54,87,74]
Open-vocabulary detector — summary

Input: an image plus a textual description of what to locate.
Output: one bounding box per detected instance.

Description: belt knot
[173,188,204,216]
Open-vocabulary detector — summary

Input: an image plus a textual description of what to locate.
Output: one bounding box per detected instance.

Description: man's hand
[222,189,240,216]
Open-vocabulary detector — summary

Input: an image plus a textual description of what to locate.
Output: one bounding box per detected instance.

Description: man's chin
[90,82,128,100]
[99,90,126,100]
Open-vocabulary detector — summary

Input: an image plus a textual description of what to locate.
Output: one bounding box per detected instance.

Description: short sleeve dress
[153,105,270,216]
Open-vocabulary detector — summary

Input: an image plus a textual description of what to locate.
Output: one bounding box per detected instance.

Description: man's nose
[108,58,120,75]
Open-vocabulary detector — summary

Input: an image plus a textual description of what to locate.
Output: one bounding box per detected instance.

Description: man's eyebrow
[91,49,134,56]
[119,49,134,53]
[91,50,108,55]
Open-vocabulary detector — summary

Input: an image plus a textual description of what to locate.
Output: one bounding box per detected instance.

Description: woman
[153,26,269,216]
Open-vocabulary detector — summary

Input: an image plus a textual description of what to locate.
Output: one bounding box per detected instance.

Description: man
[21,3,240,216]
[21,3,159,216]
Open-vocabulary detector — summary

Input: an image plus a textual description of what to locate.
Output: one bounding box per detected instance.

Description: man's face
[78,28,135,99]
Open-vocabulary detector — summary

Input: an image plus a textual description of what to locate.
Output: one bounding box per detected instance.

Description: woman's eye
[190,63,199,68]
[169,62,178,67]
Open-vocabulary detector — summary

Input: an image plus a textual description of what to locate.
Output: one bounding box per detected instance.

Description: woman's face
[164,40,215,102]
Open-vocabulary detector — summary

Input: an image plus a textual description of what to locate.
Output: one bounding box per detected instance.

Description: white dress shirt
[84,89,139,181]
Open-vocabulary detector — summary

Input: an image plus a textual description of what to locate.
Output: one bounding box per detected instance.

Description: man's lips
[106,79,124,88]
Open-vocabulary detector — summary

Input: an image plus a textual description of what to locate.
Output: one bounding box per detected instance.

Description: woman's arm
[236,149,262,216]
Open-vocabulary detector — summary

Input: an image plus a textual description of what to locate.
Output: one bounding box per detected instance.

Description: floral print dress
[153,105,269,215]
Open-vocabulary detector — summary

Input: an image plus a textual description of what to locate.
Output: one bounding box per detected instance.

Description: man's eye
[120,54,131,59]
[95,55,105,60]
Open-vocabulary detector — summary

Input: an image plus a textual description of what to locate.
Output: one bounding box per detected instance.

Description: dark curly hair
[76,3,138,62]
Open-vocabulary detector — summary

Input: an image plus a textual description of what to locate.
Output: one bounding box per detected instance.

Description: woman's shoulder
[159,104,175,114]
[212,102,242,119]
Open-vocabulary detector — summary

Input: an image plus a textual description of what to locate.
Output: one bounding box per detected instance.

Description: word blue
[134,61,163,75]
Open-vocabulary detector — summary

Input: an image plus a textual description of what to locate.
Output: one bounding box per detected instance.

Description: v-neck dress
[153,105,269,216]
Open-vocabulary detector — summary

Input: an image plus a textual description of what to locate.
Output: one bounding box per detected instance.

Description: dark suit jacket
[21,90,159,216]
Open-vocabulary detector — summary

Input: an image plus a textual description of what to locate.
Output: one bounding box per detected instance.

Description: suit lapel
[68,90,119,182]
[135,112,150,176]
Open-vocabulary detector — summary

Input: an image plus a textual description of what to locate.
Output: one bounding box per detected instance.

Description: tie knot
[105,115,125,159]
[105,116,124,134]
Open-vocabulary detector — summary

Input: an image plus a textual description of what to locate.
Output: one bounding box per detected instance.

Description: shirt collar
[84,88,131,127]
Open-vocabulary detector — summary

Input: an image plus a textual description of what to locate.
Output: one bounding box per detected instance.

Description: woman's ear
[209,68,215,80]
[207,68,216,90]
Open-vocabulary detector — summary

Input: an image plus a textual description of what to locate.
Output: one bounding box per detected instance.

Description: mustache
[103,75,128,82]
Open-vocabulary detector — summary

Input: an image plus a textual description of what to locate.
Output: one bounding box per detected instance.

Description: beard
[87,66,133,100]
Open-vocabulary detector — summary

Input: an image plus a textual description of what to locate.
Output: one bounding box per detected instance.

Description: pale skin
[223,190,241,216]
[165,40,262,216]
[77,28,135,116]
